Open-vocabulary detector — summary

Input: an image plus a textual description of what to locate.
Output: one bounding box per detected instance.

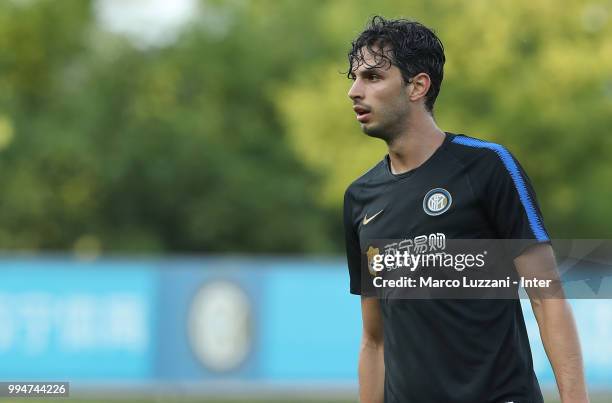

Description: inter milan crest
[423,188,452,216]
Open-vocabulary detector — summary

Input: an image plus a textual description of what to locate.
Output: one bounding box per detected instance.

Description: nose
[348,78,363,101]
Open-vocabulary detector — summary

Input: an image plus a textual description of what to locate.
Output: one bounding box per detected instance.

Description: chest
[356,172,492,247]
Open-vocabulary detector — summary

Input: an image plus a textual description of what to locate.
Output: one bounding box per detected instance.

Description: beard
[359,93,411,143]
[361,111,405,143]
[362,122,393,141]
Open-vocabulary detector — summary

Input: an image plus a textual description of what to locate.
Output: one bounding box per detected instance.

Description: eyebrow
[351,66,385,77]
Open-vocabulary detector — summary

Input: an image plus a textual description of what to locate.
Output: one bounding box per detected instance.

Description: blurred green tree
[0,0,338,253]
[0,0,610,255]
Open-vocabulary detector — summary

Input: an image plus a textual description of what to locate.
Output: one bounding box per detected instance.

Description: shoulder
[445,133,520,171]
[344,158,388,200]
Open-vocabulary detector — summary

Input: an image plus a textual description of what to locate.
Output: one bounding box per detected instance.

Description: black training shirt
[344,132,550,403]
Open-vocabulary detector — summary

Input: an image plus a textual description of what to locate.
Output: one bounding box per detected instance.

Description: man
[343,16,588,403]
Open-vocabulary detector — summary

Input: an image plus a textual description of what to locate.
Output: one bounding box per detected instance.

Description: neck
[386,111,446,175]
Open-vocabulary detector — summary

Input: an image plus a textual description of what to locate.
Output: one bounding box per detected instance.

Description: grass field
[0,396,611,403]
[0,400,354,403]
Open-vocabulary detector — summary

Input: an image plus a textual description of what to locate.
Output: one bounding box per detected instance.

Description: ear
[408,73,431,103]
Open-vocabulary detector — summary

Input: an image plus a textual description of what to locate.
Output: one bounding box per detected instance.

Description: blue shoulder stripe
[451,136,549,241]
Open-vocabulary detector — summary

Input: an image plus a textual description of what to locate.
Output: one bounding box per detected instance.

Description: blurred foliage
[277,0,612,239]
[0,0,610,254]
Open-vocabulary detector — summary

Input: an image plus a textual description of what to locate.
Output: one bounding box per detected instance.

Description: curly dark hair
[347,16,445,113]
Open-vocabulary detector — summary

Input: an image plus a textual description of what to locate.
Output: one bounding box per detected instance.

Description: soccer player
[343,16,589,403]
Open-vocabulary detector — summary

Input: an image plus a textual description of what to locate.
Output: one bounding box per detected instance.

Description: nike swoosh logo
[363,209,384,225]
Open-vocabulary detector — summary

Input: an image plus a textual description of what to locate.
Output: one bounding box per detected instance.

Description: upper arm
[514,243,564,300]
[344,188,363,295]
[361,296,383,345]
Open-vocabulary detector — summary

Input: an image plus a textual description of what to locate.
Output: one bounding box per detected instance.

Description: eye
[368,74,380,81]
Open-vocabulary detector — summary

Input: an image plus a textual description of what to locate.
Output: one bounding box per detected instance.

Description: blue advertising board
[155,257,262,380]
[0,258,157,380]
[0,256,610,390]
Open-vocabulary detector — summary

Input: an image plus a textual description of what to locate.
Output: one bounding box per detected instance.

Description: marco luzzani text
[370,250,552,289]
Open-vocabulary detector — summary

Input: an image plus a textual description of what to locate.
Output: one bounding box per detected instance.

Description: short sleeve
[479,148,551,258]
[343,188,362,295]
